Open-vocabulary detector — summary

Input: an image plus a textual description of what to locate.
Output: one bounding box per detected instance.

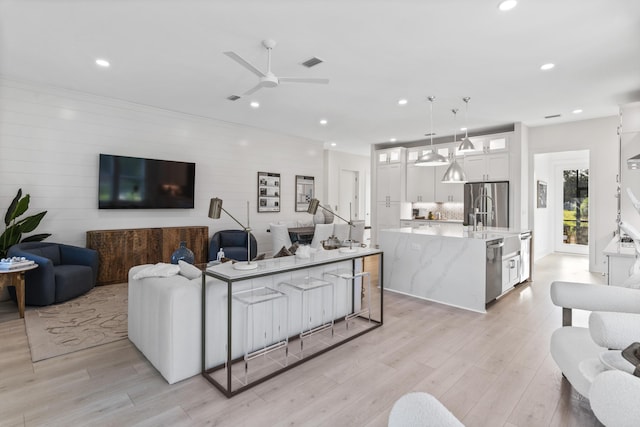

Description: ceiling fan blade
[279,77,330,84]
[243,83,264,96]
[223,51,266,77]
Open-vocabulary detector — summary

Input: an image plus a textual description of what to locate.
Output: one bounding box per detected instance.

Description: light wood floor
[0,253,605,426]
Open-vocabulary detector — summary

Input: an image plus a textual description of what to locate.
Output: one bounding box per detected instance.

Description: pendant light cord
[463,97,470,140]
[428,96,435,148]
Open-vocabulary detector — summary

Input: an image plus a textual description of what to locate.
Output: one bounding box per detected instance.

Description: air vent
[227,95,241,101]
[302,57,324,68]
[544,114,561,119]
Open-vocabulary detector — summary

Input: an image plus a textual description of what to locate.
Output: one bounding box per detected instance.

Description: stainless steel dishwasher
[486,238,504,303]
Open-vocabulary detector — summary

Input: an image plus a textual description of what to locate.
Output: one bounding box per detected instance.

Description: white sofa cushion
[132,262,179,280]
[178,260,201,280]
[589,311,640,350]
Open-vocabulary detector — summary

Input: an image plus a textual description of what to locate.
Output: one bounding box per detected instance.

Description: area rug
[24,283,128,362]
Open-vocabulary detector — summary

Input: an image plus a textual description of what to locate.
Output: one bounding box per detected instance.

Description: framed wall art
[537,180,547,208]
[257,172,280,212]
[295,175,315,212]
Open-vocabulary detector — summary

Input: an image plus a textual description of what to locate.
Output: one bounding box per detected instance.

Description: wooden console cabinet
[86,226,209,285]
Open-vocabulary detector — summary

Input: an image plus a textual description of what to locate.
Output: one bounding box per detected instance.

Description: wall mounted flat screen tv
[99,154,195,209]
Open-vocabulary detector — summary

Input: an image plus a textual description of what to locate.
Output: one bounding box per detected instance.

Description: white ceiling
[1,0,639,155]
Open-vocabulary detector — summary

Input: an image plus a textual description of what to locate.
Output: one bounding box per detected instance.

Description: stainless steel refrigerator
[463,181,509,227]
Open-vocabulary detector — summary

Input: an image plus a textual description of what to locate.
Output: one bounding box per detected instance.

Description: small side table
[0,264,38,318]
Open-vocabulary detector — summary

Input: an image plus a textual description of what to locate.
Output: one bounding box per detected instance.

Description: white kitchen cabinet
[377,162,403,202]
[456,135,509,156]
[434,164,464,202]
[502,254,521,292]
[604,238,636,285]
[377,202,402,231]
[377,147,403,165]
[463,152,509,182]
[406,164,435,202]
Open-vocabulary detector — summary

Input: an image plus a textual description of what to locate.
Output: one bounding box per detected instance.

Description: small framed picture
[537,180,547,208]
[295,175,315,212]
[257,171,281,212]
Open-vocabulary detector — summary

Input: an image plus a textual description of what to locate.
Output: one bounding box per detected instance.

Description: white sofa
[128,264,230,384]
[128,260,361,384]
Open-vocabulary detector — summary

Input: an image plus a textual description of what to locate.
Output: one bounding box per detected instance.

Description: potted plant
[0,188,51,258]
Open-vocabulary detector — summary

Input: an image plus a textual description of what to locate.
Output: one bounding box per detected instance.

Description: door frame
[554,160,590,255]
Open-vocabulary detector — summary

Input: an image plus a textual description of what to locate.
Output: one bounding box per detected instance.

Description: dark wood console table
[86,226,208,285]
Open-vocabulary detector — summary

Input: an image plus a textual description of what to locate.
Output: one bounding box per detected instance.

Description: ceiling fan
[224,39,329,98]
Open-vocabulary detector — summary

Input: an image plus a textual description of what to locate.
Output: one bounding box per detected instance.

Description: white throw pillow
[132,263,180,280]
[178,260,202,280]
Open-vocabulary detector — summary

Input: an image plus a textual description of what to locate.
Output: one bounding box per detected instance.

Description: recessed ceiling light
[398,99,408,106]
[95,58,110,67]
[540,63,555,71]
[572,109,583,114]
[498,0,517,11]
[250,101,260,108]
[460,127,467,131]
[330,142,337,147]
[319,119,328,125]
[390,138,397,142]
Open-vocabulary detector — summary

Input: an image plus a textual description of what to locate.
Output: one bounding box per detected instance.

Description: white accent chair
[269,223,292,253]
[310,223,334,249]
[350,220,366,245]
[333,223,351,242]
[388,392,464,427]
[550,281,640,424]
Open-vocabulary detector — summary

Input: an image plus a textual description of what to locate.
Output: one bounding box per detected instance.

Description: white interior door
[339,169,359,221]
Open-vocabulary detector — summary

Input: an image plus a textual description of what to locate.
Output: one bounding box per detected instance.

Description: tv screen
[98,154,195,209]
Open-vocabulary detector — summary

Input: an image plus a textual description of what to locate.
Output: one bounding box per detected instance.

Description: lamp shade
[415,149,449,167]
[441,159,468,183]
[307,198,320,214]
[208,198,223,219]
[458,137,476,153]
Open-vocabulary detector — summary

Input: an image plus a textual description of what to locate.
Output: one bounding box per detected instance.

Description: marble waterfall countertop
[387,223,529,240]
[378,224,531,313]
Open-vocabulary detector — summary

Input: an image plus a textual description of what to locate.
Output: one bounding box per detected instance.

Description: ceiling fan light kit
[224,39,329,99]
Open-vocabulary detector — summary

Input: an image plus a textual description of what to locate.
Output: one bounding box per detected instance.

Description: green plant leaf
[21,233,52,243]
[0,226,22,250]
[15,211,47,233]
[10,195,30,222]
[4,188,22,226]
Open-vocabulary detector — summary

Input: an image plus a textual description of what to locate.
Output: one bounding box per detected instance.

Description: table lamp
[306,198,357,253]
[208,197,258,270]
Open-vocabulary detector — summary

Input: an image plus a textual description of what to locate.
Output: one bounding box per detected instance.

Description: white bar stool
[231,286,289,384]
[323,268,371,330]
[279,276,334,354]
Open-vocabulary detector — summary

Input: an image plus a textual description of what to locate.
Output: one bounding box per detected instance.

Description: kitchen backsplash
[412,202,464,220]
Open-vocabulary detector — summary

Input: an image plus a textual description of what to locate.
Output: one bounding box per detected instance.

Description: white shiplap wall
[0,79,324,257]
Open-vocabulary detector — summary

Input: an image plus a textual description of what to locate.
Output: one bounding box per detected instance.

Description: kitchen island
[379,224,531,313]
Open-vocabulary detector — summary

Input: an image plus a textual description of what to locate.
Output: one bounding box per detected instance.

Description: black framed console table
[201,248,383,397]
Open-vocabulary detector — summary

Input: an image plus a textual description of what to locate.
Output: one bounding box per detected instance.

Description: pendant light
[457,97,476,153]
[442,108,468,183]
[415,96,449,167]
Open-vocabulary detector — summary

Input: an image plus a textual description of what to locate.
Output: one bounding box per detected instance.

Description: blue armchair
[7,242,99,306]
[208,230,257,262]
